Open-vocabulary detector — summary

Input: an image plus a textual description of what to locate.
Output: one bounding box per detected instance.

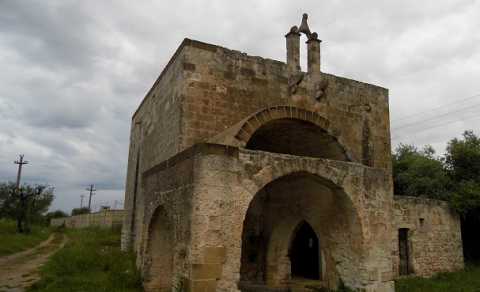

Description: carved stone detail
[298,13,312,38]
[288,72,305,95]
[314,78,329,101]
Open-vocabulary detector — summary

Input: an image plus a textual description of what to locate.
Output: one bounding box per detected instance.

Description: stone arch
[238,170,365,290]
[235,106,352,161]
[143,205,174,292]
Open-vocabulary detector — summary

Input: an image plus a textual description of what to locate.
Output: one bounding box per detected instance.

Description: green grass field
[28,227,142,292]
[13,222,479,292]
[0,219,51,256]
[395,265,480,292]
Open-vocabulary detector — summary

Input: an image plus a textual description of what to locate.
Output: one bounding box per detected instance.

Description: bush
[0,219,50,256]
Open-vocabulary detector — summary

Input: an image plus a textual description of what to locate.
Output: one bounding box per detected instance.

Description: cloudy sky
[1,0,479,212]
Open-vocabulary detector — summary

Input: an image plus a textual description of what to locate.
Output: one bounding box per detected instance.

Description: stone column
[307,33,321,74]
[285,27,301,72]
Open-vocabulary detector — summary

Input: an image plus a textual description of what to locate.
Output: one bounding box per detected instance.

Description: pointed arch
[288,220,321,280]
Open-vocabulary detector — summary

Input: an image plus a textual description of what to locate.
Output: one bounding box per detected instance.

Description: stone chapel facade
[121,15,464,292]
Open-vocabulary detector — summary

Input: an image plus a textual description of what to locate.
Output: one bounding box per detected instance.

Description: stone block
[186,279,217,292]
[203,246,226,263]
[191,263,223,280]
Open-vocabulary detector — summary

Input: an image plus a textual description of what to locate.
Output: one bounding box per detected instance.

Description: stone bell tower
[286,13,321,74]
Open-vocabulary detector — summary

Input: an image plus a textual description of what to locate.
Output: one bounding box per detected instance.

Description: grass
[28,227,143,292]
[0,219,51,256]
[395,265,480,292]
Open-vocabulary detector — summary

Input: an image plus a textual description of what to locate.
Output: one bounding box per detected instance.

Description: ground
[395,265,480,292]
[0,232,66,292]
[0,220,478,291]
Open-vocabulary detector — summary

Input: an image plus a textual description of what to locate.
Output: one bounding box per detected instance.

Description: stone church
[121,15,464,292]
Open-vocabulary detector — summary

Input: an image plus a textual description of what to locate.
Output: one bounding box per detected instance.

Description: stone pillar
[307,33,321,74]
[285,27,301,72]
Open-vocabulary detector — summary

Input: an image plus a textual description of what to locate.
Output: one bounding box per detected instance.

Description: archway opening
[245,118,349,161]
[239,172,362,290]
[145,207,174,291]
[290,221,320,280]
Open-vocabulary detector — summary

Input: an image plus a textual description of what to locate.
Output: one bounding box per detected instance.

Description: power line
[392,102,480,131]
[392,111,480,139]
[392,93,480,123]
[392,114,480,141]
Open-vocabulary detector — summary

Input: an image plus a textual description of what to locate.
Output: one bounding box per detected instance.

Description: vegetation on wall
[392,144,449,199]
[71,207,91,216]
[393,130,480,262]
[44,210,68,224]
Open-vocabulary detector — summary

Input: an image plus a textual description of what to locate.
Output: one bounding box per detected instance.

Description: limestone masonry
[121,14,464,292]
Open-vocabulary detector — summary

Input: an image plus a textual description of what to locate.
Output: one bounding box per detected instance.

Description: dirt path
[0,232,67,292]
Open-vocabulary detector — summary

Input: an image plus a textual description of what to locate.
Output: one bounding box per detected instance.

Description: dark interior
[290,221,320,280]
[246,118,349,161]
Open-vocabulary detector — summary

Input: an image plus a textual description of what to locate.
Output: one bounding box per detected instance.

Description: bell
[298,13,311,37]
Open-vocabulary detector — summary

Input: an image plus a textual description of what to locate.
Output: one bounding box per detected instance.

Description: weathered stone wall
[122,35,464,292]
[123,38,392,254]
[51,209,125,229]
[138,145,198,290]
[142,143,395,292]
[180,40,391,170]
[122,42,188,251]
[393,196,464,277]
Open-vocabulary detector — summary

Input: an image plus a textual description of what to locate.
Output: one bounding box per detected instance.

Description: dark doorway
[399,228,411,275]
[290,222,320,280]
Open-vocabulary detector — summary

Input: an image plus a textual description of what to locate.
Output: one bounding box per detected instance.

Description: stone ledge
[143,143,239,179]
[393,195,450,207]
[143,142,391,181]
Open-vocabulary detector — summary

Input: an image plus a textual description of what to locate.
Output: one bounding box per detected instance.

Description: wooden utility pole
[14,154,29,233]
[14,154,28,190]
[80,194,85,208]
[86,184,96,211]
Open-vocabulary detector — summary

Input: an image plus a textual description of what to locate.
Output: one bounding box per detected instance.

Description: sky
[1,0,479,213]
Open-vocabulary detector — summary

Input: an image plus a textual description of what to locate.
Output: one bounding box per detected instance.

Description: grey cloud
[1,0,479,212]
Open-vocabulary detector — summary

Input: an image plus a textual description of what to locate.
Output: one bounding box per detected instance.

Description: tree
[0,182,54,233]
[71,207,90,216]
[446,130,480,184]
[45,209,68,224]
[392,144,449,199]
[445,130,480,216]
[445,131,480,262]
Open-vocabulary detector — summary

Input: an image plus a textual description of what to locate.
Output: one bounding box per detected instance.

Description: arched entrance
[239,172,362,291]
[290,221,320,280]
[144,206,174,292]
